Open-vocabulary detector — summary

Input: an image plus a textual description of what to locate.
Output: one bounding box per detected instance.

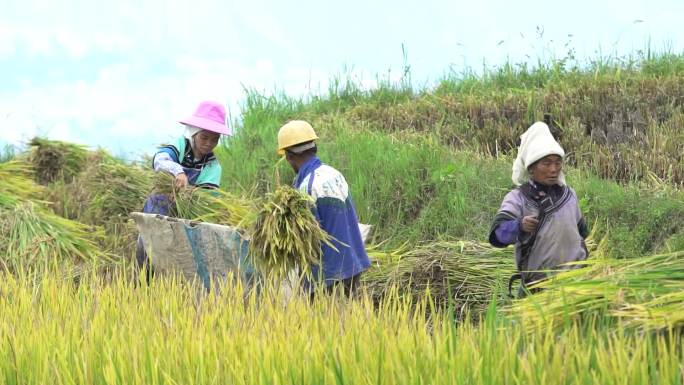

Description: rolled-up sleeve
[153,151,184,176]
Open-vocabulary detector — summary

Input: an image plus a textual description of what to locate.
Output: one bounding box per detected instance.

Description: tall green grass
[0,144,16,163]
[217,92,684,256]
[222,52,684,187]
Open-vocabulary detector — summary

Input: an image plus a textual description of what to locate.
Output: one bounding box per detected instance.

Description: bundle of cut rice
[248,186,332,278]
[509,251,684,332]
[362,241,515,318]
[151,172,256,228]
[28,137,89,184]
[0,160,109,272]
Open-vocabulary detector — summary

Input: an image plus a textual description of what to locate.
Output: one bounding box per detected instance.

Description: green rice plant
[220,100,684,257]
[28,137,89,184]
[248,185,333,277]
[222,52,684,187]
[362,240,515,318]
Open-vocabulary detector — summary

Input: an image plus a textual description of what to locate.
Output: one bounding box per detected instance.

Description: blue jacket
[294,156,371,286]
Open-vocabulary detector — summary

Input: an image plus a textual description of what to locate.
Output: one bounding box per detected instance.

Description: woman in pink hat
[153,100,232,190]
[136,100,231,269]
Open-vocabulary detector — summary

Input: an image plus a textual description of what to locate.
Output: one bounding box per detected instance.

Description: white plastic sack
[131,212,252,290]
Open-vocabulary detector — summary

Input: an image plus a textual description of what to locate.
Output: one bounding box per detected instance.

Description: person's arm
[489,190,524,248]
[153,152,184,176]
[577,217,589,239]
[153,151,188,188]
[493,219,521,246]
[312,173,365,263]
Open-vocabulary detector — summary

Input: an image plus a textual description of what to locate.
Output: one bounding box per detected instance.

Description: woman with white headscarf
[488,122,589,297]
[136,100,232,269]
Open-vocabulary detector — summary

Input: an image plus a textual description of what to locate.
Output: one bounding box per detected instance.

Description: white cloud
[0,24,18,56]
[22,27,56,56]
[0,53,335,156]
[256,59,274,75]
[232,2,295,54]
[54,27,88,58]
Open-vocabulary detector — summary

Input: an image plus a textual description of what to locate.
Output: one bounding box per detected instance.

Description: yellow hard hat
[276,120,318,155]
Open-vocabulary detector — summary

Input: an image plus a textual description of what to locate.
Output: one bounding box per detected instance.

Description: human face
[285,151,299,172]
[530,155,563,186]
[194,130,220,158]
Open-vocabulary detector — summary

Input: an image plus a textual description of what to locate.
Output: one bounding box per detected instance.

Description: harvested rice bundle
[362,241,515,317]
[151,172,256,228]
[509,251,684,332]
[0,161,41,206]
[0,201,109,272]
[614,291,684,331]
[41,150,107,220]
[182,189,257,228]
[248,186,332,277]
[151,171,176,196]
[28,150,154,258]
[173,187,256,228]
[0,159,110,272]
[81,158,154,225]
[40,150,152,225]
[28,137,89,184]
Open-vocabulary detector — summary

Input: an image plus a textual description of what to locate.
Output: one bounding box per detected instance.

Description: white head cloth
[183,125,204,140]
[511,121,566,186]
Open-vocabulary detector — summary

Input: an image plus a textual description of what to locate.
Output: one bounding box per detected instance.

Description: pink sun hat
[179,100,231,135]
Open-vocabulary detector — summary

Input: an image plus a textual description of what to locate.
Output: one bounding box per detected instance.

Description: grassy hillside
[216,53,684,258]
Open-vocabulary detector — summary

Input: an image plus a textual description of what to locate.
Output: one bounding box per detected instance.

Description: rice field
[1,52,684,384]
[0,270,682,385]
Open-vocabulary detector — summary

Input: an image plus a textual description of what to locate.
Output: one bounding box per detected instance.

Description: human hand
[174,173,189,189]
[521,216,539,233]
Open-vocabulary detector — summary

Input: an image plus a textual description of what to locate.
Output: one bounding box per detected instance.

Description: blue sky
[1,0,683,158]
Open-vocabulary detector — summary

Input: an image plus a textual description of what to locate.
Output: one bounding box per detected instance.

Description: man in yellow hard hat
[277,120,371,296]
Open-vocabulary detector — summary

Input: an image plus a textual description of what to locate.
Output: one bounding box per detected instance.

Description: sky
[1,0,683,158]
